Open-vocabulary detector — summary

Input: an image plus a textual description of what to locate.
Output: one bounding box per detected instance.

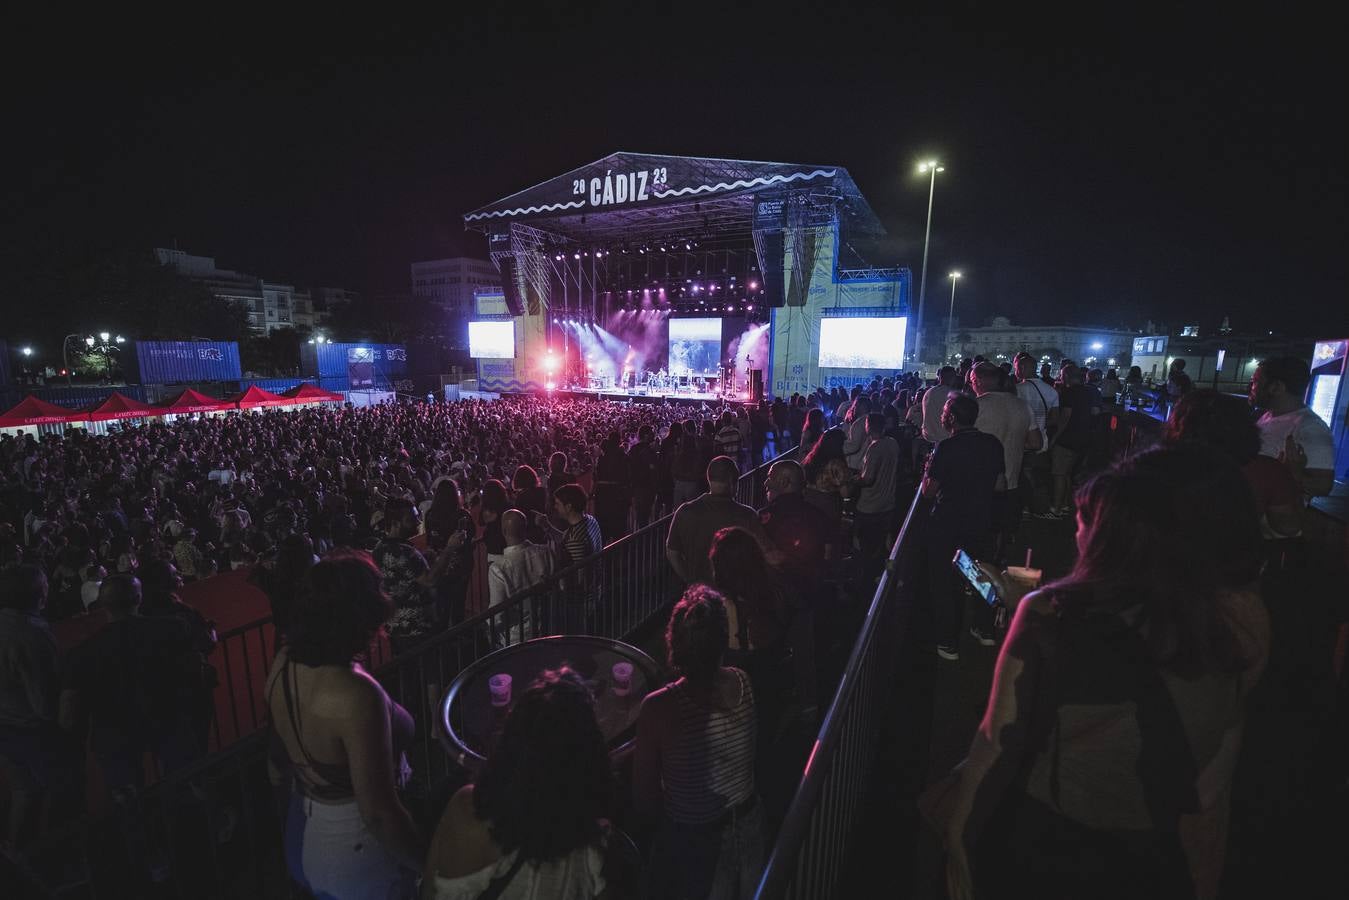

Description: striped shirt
[561,514,604,566]
[660,669,756,824]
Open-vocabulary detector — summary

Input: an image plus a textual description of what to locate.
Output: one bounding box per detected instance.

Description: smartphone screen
[952,549,999,606]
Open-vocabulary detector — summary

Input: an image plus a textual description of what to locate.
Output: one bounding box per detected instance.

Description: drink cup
[488,673,512,707]
[1004,566,1042,595]
[612,662,634,697]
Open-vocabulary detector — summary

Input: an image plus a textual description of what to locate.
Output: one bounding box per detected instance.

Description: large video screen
[1309,374,1339,427]
[818,316,907,369]
[668,318,722,375]
[468,321,515,359]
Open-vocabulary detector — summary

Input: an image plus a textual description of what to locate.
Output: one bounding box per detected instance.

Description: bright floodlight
[21,346,32,356]
[115,335,125,343]
[85,336,95,347]
[949,271,961,279]
[918,160,944,174]
[1091,342,1104,350]
[99,332,110,342]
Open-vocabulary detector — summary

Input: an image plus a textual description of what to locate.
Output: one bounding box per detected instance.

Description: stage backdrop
[767,225,908,396]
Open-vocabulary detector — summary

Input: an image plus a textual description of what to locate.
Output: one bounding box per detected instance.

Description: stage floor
[556,386,744,405]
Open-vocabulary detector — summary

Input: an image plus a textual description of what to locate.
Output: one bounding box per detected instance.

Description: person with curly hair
[265,551,421,900]
[635,585,764,900]
[422,668,618,899]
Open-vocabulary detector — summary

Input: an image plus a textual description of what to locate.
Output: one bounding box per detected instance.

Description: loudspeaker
[750,369,764,403]
[500,257,525,316]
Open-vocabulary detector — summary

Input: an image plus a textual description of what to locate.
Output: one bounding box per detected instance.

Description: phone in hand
[952,549,999,607]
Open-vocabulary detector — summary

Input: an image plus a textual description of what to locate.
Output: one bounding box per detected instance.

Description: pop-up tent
[230,385,294,409]
[280,382,345,403]
[83,392,160,421]
[0,395,79,429]
[156,388,232,415]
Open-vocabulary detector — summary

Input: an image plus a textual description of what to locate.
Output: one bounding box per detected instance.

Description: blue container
[318,375,351,393]
[127,341,242,385]
[26,384,148,410]
[302,342,409,379]
[238,377,316,395]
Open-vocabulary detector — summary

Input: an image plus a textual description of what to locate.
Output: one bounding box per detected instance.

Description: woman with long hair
[925,445,1269,900]
[510,465,549,543]
[635,586,763,900]
[801,428,846,485]
[423,478,476,625]
[422,668,616,899]
[797,408,826,463]
[265,551,422,900]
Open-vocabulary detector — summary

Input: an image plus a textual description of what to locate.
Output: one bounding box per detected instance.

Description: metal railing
[754,489,923,900]
[12,445,798,898]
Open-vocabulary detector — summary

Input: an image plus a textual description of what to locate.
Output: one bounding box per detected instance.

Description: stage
[550,386,749,406]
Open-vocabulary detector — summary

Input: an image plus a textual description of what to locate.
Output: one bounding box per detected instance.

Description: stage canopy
[0,395,78,427]
[281,383,344,403]
[84,392,159,421]
[157,388,232,414]
[464,151,884,241]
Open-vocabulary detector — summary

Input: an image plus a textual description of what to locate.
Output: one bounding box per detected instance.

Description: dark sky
[7,8,1345,336]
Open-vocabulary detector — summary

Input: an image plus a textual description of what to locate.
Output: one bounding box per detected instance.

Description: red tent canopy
[281,382,345,402]
[0,395,79,427]
[84,392,160,422]
[231,385,295,408]
[157,388,231,414]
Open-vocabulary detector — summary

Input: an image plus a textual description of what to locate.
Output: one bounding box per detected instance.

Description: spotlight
[573,253,581,260]
[748,281,759,290]
[685,242,692,250]
[639,247,646,254]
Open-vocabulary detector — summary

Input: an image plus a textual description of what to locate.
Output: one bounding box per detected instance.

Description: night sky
[7,8,1345,337]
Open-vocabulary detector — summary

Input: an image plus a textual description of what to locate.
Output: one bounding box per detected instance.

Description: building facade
[1129,331,1310,392]
[155,248,334,336]
[943,317,1138,370]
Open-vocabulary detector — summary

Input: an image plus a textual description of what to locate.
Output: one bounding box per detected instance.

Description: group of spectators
[2,353,1335,898]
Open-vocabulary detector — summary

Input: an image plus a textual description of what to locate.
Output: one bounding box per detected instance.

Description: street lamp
[913,159,945,369]
[945,271,962,362]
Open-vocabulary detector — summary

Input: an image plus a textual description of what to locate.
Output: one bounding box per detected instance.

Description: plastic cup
[488,673,512,707]
[611,662,634,697]
[1004,566,1042,592]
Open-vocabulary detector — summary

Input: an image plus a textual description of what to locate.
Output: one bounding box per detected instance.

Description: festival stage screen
[668,318,722,375]
[817,316,907,370]
[468,321,515,359]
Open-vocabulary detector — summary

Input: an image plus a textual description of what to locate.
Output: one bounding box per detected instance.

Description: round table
[438,636,662,770]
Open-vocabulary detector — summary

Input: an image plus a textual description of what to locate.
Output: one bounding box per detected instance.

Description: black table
[438,635,662,769]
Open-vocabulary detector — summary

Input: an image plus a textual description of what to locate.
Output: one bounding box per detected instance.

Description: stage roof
[463,152,885,242]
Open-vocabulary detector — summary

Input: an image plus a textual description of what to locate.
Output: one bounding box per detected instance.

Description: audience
[665,457,767,586]
[924,445,1269,899]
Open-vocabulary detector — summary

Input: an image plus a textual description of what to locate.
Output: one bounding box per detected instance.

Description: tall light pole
[913,159,944,370]
[945,271,962,362]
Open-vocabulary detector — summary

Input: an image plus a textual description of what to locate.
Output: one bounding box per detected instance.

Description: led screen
[668,318,722,375]
[818,316,907,369]
[1309,374,1339,427]
[468,321,515,359]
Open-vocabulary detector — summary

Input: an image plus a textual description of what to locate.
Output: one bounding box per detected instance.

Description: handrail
[753,487,924,899]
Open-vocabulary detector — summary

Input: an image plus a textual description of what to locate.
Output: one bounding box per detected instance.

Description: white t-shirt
[1257,406,1335,471]
[921,384,955,443]
[1017,380,1059,454]
[975,392,1033,490]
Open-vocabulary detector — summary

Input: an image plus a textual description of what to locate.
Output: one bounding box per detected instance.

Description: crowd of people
[0,352,1338,898]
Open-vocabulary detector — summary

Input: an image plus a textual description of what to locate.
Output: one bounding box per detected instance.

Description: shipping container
[301,342,409,379]
[318,375,351,393]
[238,377,317,395]
[21,384,149,410]
[126,341,242,385]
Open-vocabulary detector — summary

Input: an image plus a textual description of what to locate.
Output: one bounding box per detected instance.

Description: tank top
[661,670,756,824]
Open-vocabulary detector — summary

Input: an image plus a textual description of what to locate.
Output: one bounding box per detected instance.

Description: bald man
[759,460,834,585]
[488,509,557,643]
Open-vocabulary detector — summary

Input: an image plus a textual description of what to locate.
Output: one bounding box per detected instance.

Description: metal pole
[914,167,937,368]
[945,276,959,363]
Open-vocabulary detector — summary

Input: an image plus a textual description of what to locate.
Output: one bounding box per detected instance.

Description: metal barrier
[12,443,798,897]
[753,489,923,900]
